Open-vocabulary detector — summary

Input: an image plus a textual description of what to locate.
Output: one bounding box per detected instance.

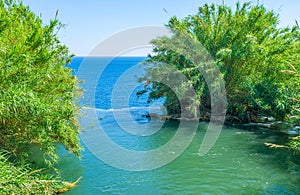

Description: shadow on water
[244,126,299,168]
[233,125,300,193]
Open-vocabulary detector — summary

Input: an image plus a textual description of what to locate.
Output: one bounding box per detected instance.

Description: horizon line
[73,55,148,58]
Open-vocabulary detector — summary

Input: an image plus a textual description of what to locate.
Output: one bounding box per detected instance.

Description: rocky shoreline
[145,113,300,136]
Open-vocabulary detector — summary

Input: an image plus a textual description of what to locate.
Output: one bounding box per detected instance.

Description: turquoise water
[58,123,300,194]
[57,57,300,194]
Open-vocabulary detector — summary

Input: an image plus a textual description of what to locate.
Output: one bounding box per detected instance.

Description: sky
[22,0,300,56]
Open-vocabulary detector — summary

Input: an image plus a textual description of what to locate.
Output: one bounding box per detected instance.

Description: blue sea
[69,56,150,108]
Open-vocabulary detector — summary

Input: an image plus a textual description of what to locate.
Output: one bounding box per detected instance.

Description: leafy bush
[140,2,300,123]
[0,0,81,164]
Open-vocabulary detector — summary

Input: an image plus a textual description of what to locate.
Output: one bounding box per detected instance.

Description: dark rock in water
[243,123,272,128]
[146,113,201,121]
[146,113,171,120]
[294,126,300,130]
[287,126,300,136]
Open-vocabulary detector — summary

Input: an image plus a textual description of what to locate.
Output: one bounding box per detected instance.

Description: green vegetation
[140,2,300,123]
[0,0,299,193]
[0,151,64,194]
[139,2,300,148]
[0,0,81,193]
[284,67,300,150]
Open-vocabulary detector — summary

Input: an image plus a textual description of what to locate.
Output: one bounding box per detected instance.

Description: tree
[0,0,81,164]
[140,2,300,123]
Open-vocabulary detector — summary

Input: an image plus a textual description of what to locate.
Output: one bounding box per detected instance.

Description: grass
[0,151,80,194]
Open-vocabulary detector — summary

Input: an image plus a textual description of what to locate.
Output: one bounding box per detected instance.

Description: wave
[81,106,165,113]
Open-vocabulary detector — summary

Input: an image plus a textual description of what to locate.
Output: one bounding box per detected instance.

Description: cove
[55,57,300,194]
